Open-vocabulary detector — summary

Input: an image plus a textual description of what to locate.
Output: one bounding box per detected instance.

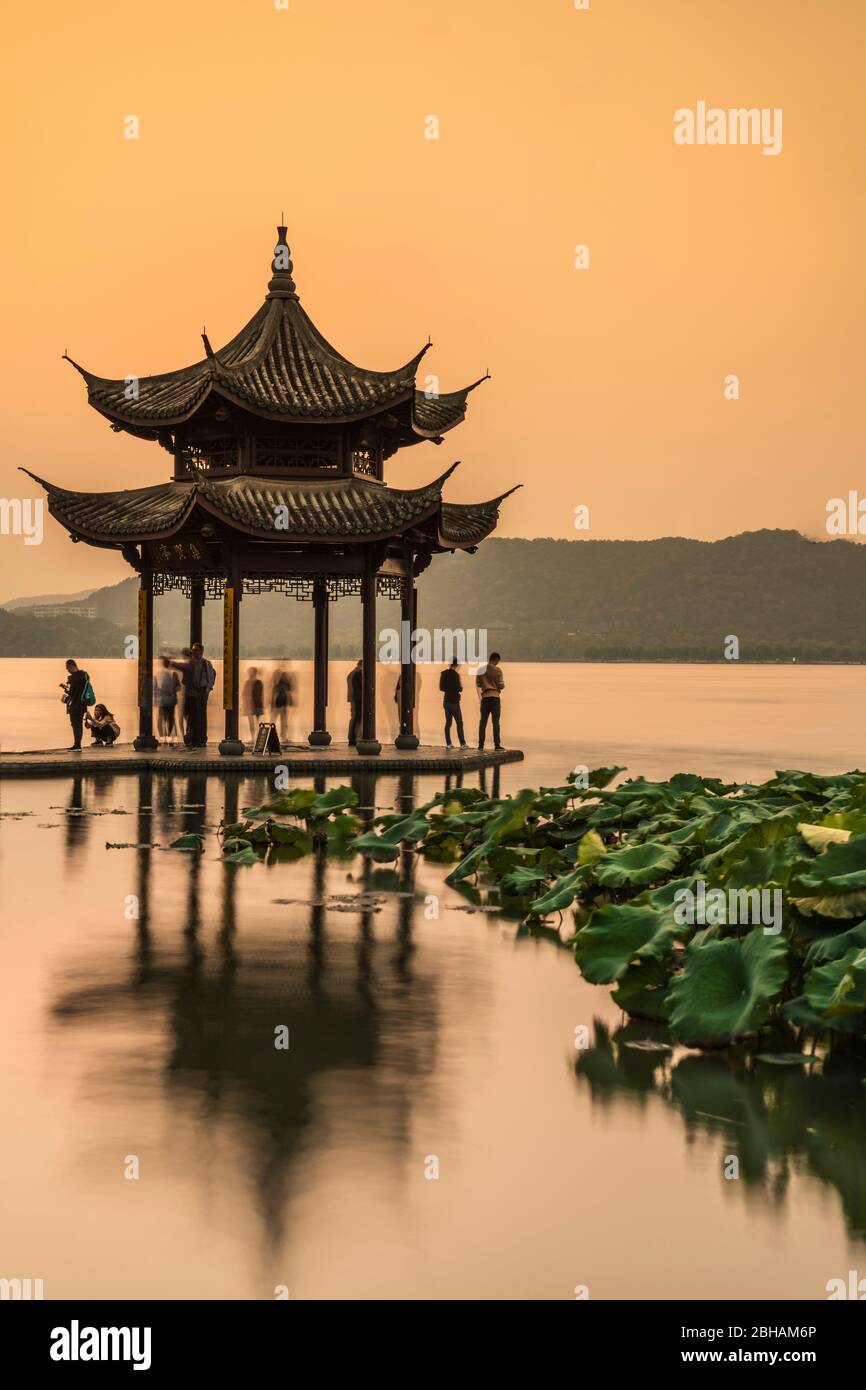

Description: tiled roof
[71,296,428,428]
[66,227,430,429]
[193,471,450,538]
[412,376,489,438]
[21,475,195,537]
[439,487,521,546]
[64,229,489,440]
[21,467,518,549]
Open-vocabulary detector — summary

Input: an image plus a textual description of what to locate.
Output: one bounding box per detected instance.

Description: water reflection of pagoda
[24,227,519,755]
[48,771,446,1259]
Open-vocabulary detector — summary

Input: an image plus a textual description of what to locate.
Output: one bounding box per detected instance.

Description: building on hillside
[33,605,96,620]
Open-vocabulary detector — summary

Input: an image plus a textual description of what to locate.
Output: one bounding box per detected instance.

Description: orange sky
[2,0,865,598]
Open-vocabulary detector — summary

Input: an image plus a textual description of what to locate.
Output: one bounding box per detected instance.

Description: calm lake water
[1,660,865,1299]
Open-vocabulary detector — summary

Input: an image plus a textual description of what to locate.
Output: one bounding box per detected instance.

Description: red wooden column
[133,568,158,751]
[218,575,244,756]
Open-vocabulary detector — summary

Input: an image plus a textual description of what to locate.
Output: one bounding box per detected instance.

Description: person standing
[153,657,181,744]
[192,643,216,745]
[170,643,215,747]
[271,668,295,746]
[475,651,505,751]
[439,657,468,749]
[170,648,200,746]
[61,658,89,750]
[242,666,264,742]
[347,658,362,746]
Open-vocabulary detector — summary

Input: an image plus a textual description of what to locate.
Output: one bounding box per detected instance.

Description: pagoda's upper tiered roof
[64,227,488,443]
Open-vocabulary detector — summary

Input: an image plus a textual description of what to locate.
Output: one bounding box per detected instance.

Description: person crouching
[86,704,120,747]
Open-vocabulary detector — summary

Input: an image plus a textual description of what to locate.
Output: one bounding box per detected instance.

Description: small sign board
[253,722,281,754]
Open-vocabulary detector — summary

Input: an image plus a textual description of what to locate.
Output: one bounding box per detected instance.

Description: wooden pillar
[189,576,204,648]
[135,769,153,945]
[357,554,381,755]
[395,576,419,749]
[218,576,244,756]
[133,569,158,750]
[308,578,332,746]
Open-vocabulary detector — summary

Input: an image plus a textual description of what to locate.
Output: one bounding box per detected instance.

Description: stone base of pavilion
[0,742,524,778]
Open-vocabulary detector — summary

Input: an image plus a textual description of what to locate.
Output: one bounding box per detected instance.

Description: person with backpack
[60,658,94,750]
[475,651,505,751]
[170,643,216,747]
[439,657,468,750]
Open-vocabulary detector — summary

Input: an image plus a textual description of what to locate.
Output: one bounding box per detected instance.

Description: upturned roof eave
[83,378,426,431]
[20,471,196,546]
[410,372,490,439]
[437,483,522,547]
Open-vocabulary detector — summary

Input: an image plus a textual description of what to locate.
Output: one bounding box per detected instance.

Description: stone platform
[0,742,523,778]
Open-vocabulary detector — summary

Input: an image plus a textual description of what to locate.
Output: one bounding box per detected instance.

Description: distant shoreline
[2,655,864,668]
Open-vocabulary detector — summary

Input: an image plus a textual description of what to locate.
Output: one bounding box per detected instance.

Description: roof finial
[268,223,297,299]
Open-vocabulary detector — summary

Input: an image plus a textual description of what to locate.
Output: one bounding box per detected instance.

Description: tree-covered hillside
[2,530,865,661]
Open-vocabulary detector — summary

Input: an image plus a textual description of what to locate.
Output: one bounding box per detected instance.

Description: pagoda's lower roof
[22,468,519,550]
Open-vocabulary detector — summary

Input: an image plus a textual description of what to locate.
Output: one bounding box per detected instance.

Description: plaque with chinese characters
[146,536,211,570]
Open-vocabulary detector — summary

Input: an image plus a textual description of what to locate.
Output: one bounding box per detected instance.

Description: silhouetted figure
[154,657,181,743]
[347,659,362,745]
[243,666,265,742]
[439,658,468,749]
[271,669,295,745]
[60,658,89,750]
[170,643,215,747]
[476,651,504,751]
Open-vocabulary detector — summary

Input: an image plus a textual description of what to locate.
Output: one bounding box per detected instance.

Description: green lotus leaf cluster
[216,783,361,864]
[396,764,866,1054]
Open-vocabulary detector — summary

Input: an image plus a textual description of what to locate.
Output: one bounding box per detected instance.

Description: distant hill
[0,607,131,657]
[3,530,866,662]
[1,588,94,611]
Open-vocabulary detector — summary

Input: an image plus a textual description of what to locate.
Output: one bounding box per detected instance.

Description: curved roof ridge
[446,482,522,510]
[291,297,430,381]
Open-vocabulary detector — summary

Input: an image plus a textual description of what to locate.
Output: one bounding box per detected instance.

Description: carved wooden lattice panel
[376,575,407,600]
[255,437,340,471]
[351,449,378,477]
[184,438,238,472]
[152,572,193,598]
[241,575,364,601]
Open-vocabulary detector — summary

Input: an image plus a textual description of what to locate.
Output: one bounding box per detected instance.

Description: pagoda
[24,226,519,756]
